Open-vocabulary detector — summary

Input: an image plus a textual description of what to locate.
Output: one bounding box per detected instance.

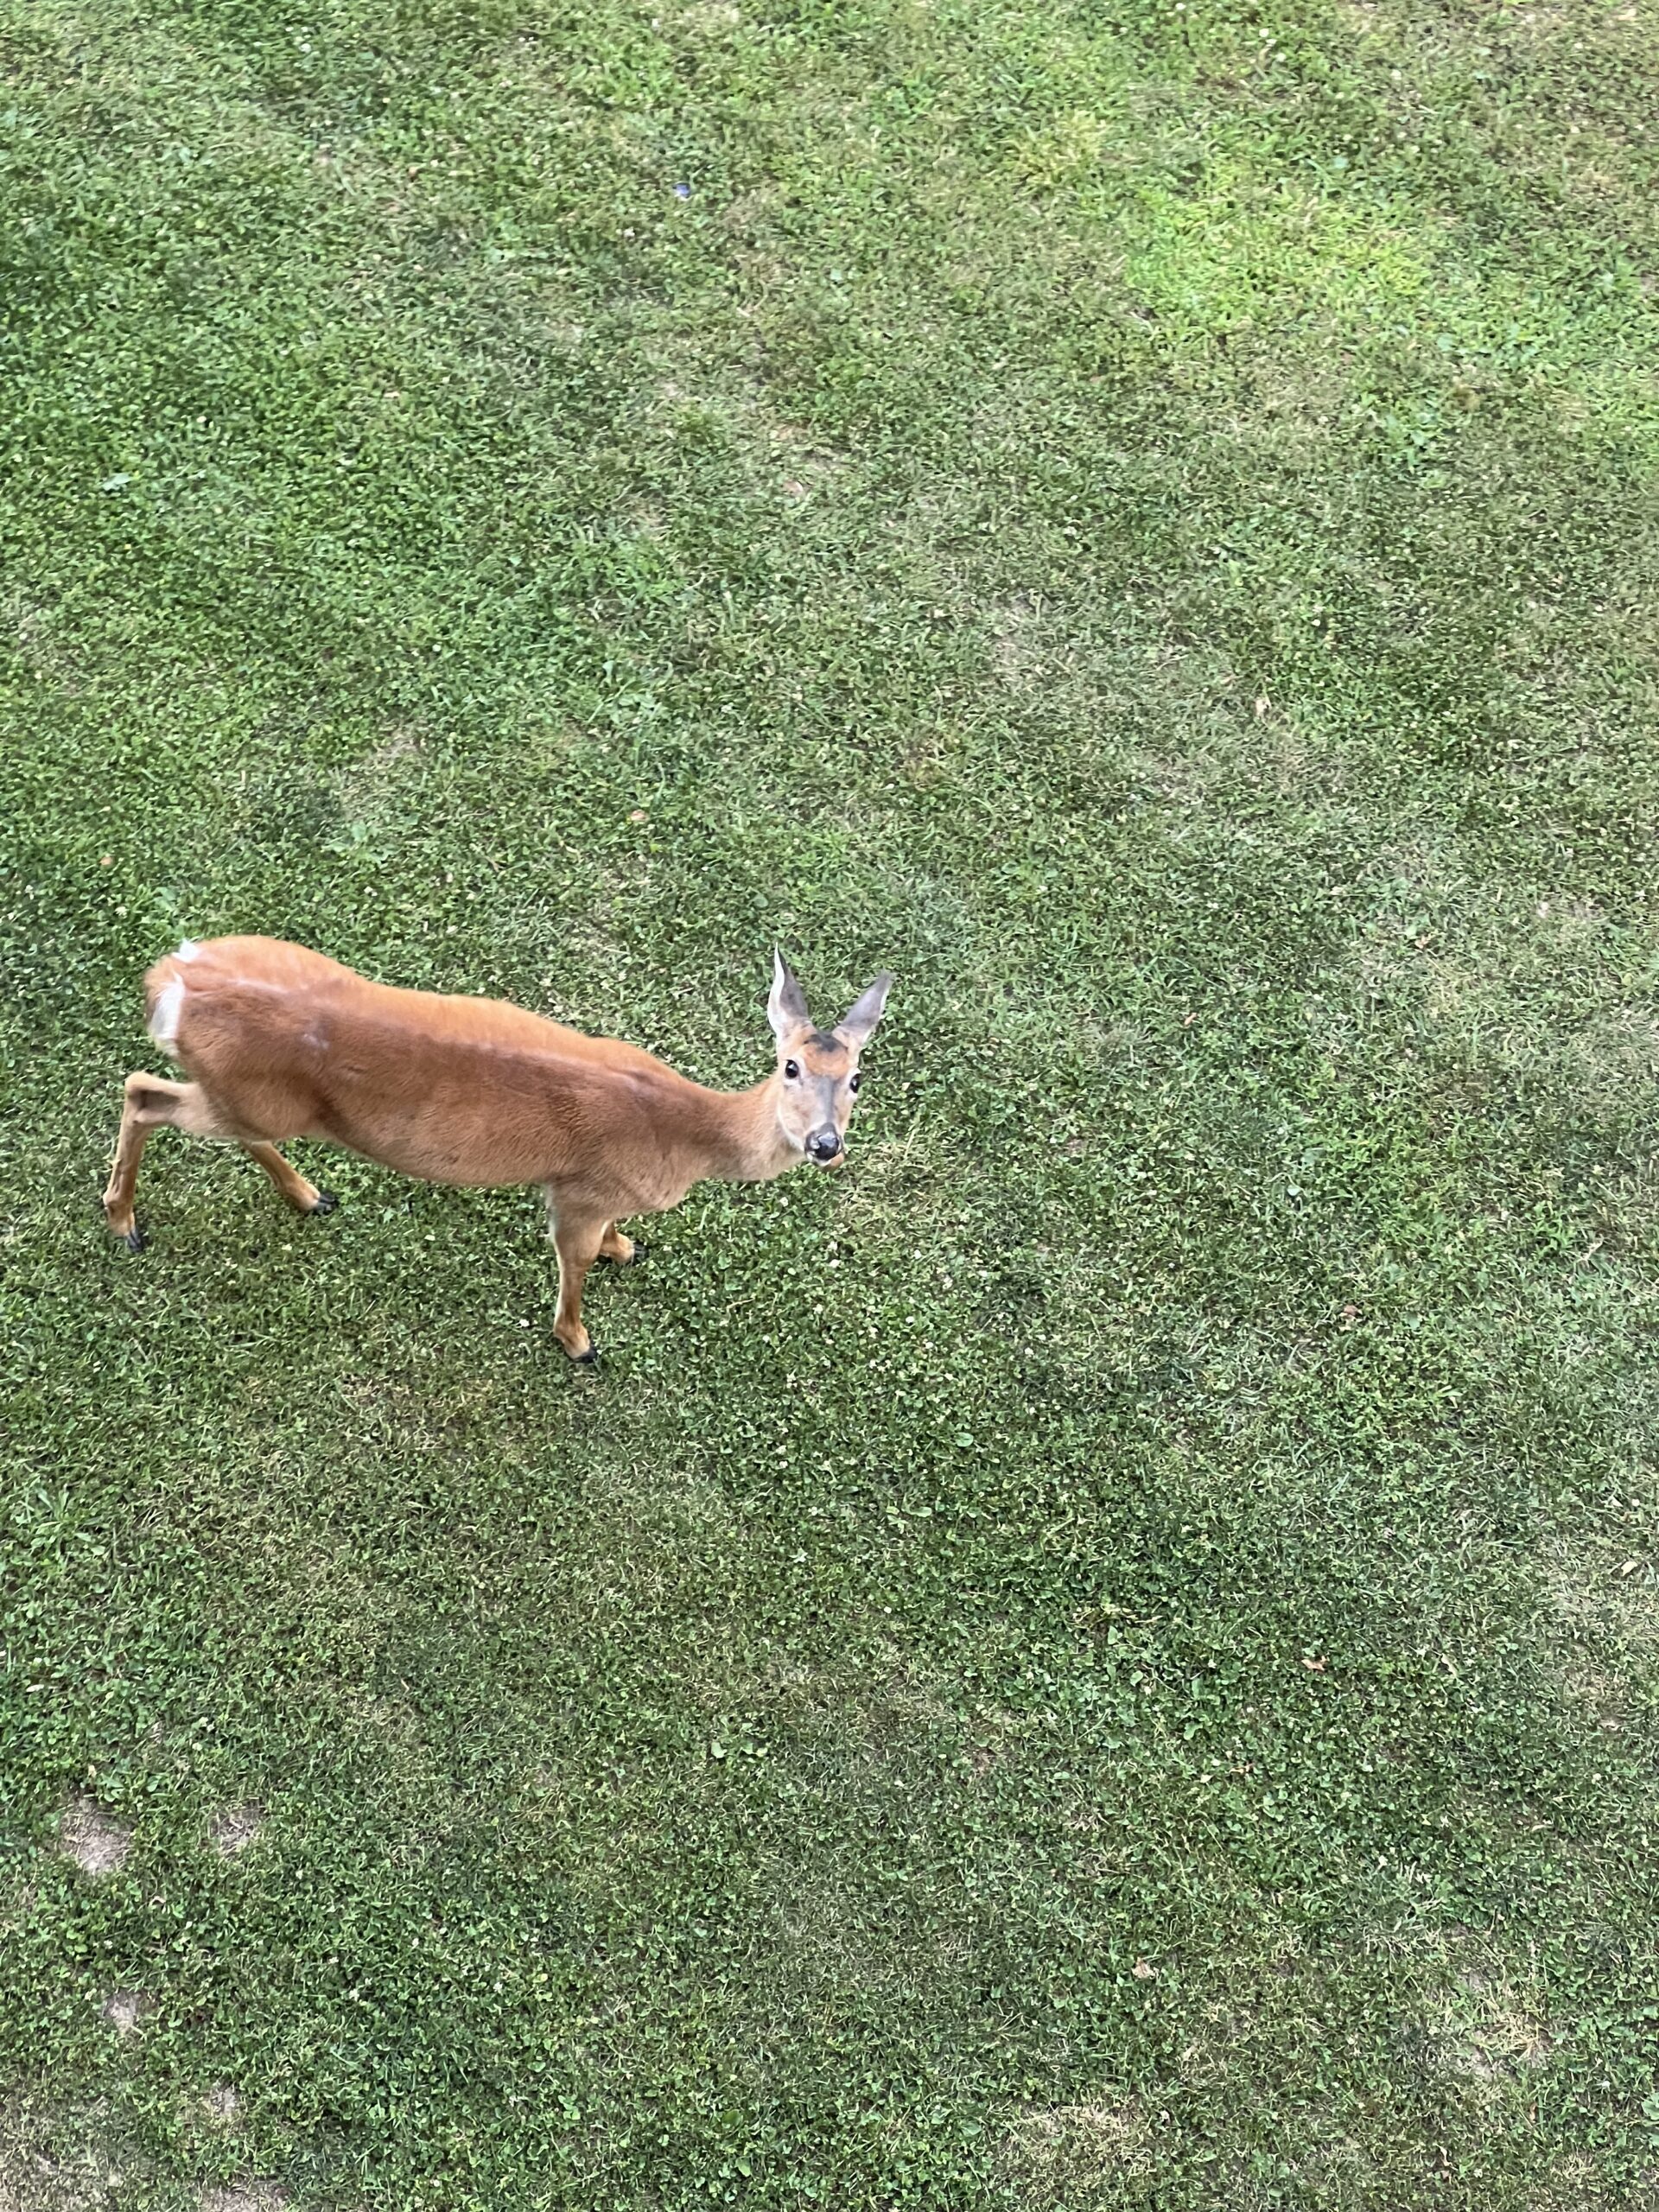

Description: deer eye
[849,1072,861,1093]
[784,1060,800,1080]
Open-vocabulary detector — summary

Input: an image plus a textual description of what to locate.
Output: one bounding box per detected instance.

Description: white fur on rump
[145,940,200,1051]
[147,976,185,1050]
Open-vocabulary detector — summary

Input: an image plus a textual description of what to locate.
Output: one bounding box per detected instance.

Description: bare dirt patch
[0,2110,125,2211]
[58,1800,130,1880]
[1004,2095,1156,2199]
[1427,1962,1554,2101]
[200,2186,285,2212]
[987,594,1051,690]
[99,1992,152,2037]
[207,1805,264,1858]
[677,0,742,33]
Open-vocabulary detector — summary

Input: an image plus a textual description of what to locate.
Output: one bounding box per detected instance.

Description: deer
[103,937,893,1363]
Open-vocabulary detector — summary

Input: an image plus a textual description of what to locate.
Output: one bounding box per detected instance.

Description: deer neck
[701,1076,798,1184]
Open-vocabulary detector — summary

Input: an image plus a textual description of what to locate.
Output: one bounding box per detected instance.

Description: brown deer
[104,938,893,1361]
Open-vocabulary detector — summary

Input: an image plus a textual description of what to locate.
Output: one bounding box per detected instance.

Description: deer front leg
[547,1206,606,1363]
[597,1220,638,1263]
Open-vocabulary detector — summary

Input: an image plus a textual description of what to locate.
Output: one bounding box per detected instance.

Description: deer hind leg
[597,1220,639,1264]
[104,1073,233,1249]
[244,1141,338,1217]
[105,1076,334,1248]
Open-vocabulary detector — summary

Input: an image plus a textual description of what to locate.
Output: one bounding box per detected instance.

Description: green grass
[3,0,1658,2202]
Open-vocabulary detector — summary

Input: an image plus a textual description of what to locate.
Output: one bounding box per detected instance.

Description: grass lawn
[3,0,1658,2202]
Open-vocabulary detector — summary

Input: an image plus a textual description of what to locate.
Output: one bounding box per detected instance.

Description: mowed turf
[3,0,1658,2203]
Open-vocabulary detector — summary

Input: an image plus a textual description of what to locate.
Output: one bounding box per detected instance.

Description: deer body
[104,936,891,1361]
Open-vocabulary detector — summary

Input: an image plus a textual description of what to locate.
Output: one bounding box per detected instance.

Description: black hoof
[309,1188,340,1216]
[122,1224,147,1254]
[575,1344,601,1366]
[627,1240,649,1265]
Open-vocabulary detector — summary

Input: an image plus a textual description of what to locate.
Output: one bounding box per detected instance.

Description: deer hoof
[574,1344,601,1366]
[309,1188,340,1216]
[122,1224,148,1254]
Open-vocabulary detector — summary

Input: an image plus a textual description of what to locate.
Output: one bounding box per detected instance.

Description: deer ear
[767,950,810,1044]
[837,972,893,1048]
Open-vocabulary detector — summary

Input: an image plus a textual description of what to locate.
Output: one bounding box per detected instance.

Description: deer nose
[807,1128,842,1161]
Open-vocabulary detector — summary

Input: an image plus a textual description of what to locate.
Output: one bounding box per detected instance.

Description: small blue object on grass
[674,182,691,199]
